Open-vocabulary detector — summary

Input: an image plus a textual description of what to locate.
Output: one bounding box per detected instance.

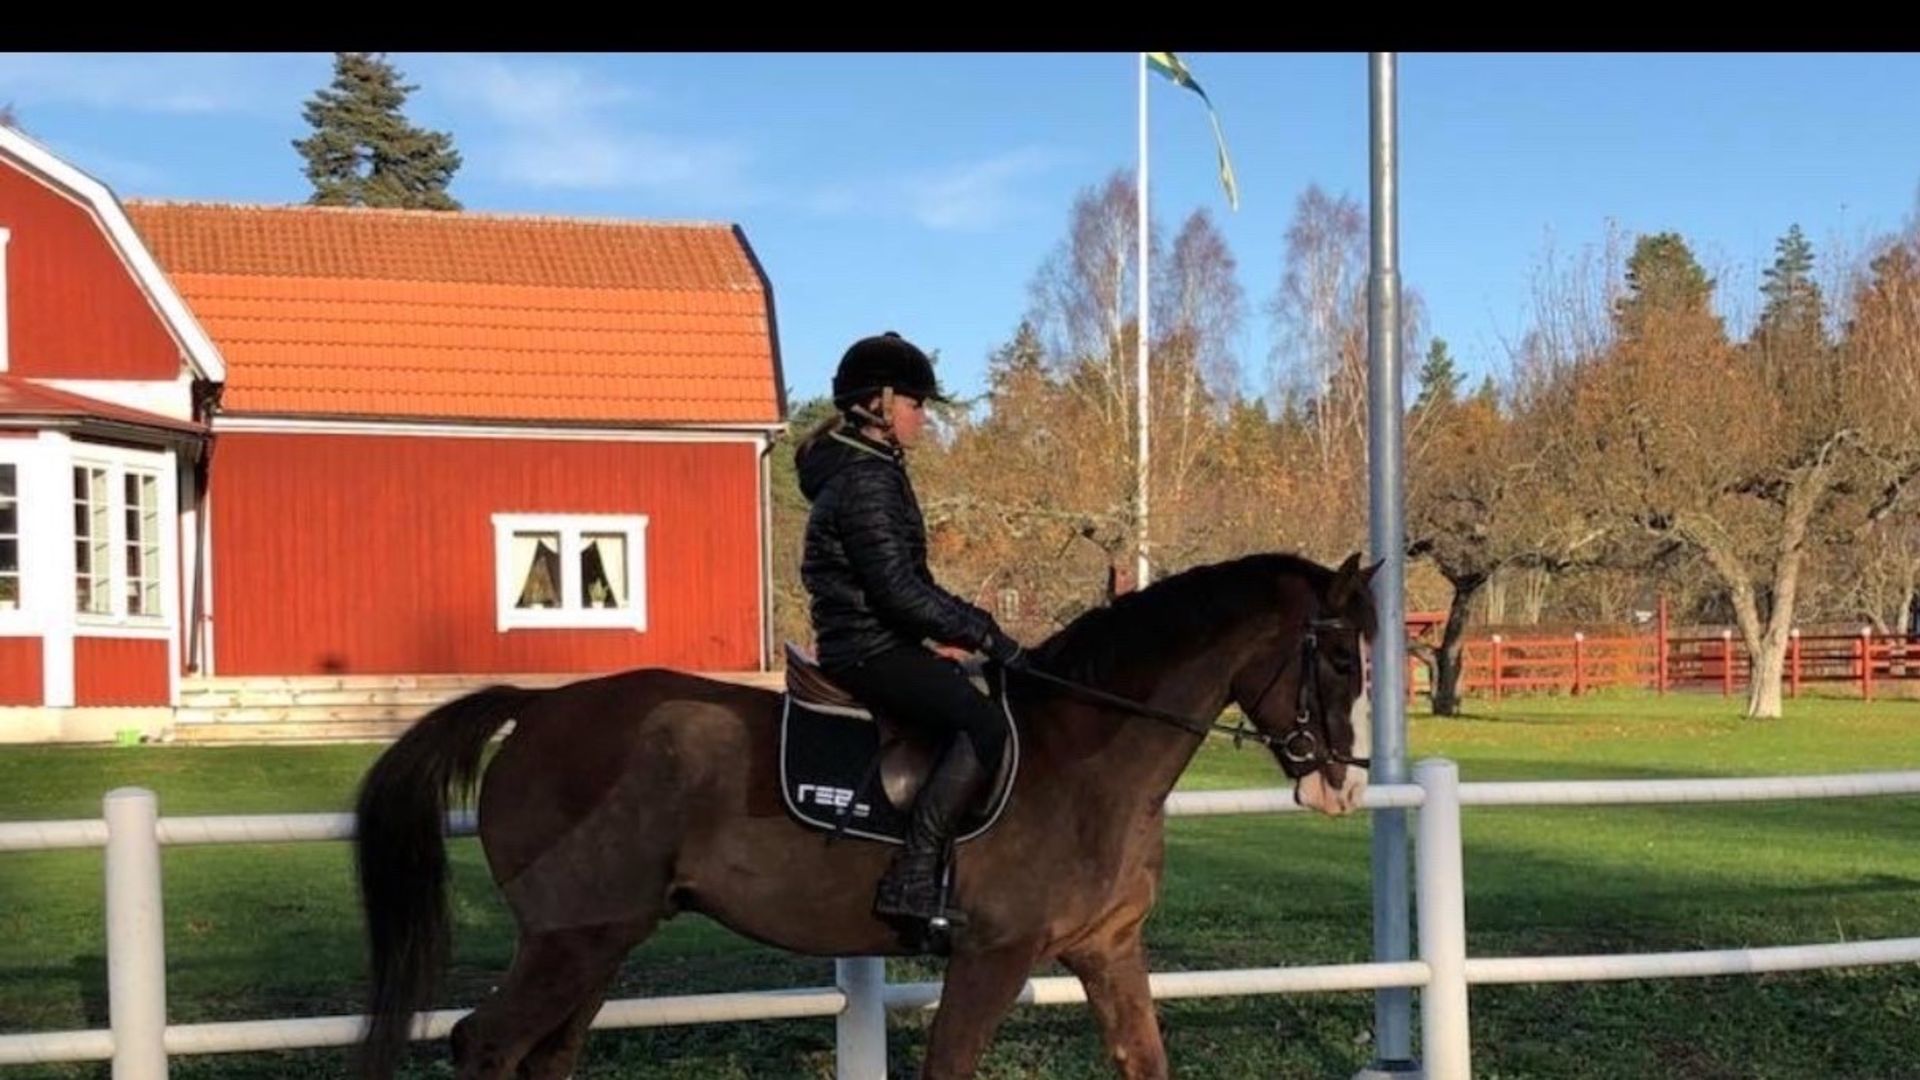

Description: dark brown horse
[351,550,1381,1079]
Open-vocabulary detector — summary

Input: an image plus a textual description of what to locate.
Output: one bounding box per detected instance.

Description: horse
[350,550,1382,1079]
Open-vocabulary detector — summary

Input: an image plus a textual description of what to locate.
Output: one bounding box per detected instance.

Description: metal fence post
[1416,759,1470,1080]
[835,956,887,1080]
[104,788,168,1079]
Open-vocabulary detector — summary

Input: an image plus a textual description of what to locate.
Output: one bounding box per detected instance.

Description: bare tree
[1152,208,1246,540]
[1556,226,1920,717]
[1267,186,1369,468]
[1027,172,1157,447]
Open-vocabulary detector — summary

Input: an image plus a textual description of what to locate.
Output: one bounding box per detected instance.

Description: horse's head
[1229,552,1380,818]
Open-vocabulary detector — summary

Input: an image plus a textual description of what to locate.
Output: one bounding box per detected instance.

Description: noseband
[1243,618,1373,771]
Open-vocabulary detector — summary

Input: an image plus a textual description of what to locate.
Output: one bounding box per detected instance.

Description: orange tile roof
[123,202,783,425]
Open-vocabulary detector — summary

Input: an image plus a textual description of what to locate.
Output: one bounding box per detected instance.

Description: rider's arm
[834,464,1020,661]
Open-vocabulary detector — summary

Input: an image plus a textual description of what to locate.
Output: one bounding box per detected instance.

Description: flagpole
[1358,49,1418,1080]
[1135,51,1152,590]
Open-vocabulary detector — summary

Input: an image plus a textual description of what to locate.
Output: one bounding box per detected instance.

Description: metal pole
[1135,51,1153,589]
[105,788,168,1079]
[1360,50,1418,1079]
[1416,759,1471,1080]
[833,957,887,1080]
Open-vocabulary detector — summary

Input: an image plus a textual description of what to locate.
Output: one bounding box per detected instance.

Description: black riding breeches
[825,646,1008,773]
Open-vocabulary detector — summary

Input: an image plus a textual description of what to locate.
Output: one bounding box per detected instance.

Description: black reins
[1011,617,1372,771]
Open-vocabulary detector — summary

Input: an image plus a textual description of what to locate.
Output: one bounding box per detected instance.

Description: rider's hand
[983,632,1031,673]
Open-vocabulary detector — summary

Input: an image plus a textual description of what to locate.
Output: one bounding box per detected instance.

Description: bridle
[1240,617,1373,771]
[1011,616,1372,771]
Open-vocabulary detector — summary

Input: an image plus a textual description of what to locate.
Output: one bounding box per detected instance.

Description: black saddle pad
[779,688,1019,846]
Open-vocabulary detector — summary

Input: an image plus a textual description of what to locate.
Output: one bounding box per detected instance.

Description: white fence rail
[4,762,1919,1079]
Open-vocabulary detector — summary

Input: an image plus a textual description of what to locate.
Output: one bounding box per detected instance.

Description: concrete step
[179,672,604,695]
[167,718,425,745]
[177,688,457,710]
[163,670,785,744]
[174,704,425,725]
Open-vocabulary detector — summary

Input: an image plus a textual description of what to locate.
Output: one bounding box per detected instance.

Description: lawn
[2,690,1918,1078]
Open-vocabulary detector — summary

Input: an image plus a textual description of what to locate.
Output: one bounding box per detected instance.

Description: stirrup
[876,854,966,955]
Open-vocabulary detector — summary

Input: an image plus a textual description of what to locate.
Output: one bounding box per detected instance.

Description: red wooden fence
[1412,627,1920,702]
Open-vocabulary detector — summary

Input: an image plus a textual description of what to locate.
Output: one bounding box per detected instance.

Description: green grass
[3,691,1919,1078]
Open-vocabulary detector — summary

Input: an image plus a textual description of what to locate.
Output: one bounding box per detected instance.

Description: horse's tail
[352,685,533,1079]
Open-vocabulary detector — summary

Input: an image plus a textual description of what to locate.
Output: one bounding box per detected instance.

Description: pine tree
[1615,232,1717,340]
[293,53,462,210]
[987,320,1047,392]
[1755,224,1827,354]
[1414,337,1463,411]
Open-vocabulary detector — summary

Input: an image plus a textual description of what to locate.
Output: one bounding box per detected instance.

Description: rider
[795,331,1029,942]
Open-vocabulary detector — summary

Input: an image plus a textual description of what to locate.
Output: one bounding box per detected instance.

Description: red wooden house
[0,126,785,739]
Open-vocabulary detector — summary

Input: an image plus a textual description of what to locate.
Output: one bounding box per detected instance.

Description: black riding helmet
[832,332,948,409]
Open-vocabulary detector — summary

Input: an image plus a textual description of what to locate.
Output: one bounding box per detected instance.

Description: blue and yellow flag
[1145,52,1239,211]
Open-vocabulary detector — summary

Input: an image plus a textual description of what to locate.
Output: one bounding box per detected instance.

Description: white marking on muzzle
[1335,691,1372,813]
[1296,692,1375,818]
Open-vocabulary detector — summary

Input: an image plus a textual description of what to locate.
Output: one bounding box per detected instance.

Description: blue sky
[4,52,1917,410]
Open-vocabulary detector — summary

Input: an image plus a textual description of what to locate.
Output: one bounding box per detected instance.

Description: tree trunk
[1483,574,1507,625]
[1521,566,1549,625]
[1432,573,1486,716]
[1896,551,1917,636]
[1746,631,1788,719]
[1689,456,1830,720]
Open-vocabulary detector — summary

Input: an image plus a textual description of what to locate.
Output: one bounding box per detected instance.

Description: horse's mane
[1032,552,1334,688]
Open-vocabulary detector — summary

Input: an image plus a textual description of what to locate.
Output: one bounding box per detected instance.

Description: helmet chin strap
[848,387,902,449]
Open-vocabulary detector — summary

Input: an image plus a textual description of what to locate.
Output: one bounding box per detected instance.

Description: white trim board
[214,415,778,446]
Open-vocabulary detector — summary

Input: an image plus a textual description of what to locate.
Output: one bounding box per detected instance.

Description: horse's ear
[1327,552,1365,606]
[1361,558,1385,585]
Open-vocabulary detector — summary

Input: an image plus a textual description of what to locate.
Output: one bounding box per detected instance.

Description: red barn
[0,127,785,740]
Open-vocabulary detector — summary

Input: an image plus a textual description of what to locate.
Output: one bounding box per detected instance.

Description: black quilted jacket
[797,428,1017,670]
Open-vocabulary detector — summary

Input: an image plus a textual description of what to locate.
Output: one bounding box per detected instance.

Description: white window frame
[0,461,19,617]
[73,462,112,617]
[491,513,649,632]
[71,444,174,633]
[0,438,60,671]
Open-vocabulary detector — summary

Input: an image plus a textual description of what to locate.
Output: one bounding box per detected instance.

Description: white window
[72,456,167,625]
[74,465,111,615]
[123,471,160,616]
[0,464,17,611]
[492,513,648,631]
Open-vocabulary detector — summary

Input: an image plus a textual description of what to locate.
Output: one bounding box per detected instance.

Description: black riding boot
[873,733,988,949]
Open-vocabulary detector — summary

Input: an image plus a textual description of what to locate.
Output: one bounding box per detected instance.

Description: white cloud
[800,184,862,217]
[497,128,752,196]
[903,148,1056,231]
[805,147,1059,232]
[430,57,642,127]
[0,53,301,116]
[52,143,168,189]
[427,56,753,202]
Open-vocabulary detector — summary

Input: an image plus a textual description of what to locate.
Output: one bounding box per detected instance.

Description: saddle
[779,642,1019,845]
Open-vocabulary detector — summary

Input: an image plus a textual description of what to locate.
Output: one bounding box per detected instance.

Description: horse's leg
[511,984,613,1080]
[449,920,643,1080]
[1060,916,1166,1080]
[511,962,626,1080]
[918,941,1041,1080]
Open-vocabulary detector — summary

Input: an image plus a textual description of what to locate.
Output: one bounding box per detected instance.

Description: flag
[1145,52,1239,211]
